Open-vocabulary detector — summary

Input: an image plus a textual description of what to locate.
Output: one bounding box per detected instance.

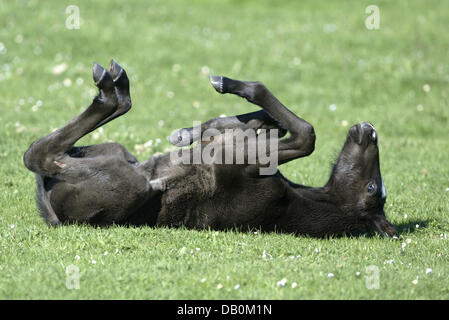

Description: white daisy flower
[276,278,287,287]
[63,78,72,87]
[52,63,67,75]
[201,66,210,75]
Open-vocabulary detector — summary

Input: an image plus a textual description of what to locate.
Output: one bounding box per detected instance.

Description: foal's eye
[367,182,377,194]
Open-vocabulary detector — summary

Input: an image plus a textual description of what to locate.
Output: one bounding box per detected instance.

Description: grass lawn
[0,0,448,299]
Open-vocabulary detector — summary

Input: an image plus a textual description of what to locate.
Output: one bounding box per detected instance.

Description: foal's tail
[35,174,61,226]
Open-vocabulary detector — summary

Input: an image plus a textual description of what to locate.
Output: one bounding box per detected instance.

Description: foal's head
[327,122,396,237]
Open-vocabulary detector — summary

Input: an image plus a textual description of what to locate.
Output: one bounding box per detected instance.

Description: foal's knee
[292,122,316,156]
[303,124,316,155]
[23,139,61,176]
[23,140,44,173]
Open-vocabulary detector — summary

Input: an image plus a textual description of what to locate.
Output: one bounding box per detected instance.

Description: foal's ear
[372,214,397,238]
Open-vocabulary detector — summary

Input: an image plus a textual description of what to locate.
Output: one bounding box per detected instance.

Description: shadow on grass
[394,219,432,235]
[346,219,433,239]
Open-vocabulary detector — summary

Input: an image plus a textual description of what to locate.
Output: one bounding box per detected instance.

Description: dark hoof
[150,178,167,192]
[109,59,129,90]
[169,128,194,147]
[93,63,114,91]
[109,59,123,79]
[210,75,224,93]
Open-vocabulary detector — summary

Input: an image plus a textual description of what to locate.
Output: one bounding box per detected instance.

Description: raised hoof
[109,59,122,79]
[169,128,194,147]
[93,63,114,91]
[210,75,224,93]
[109,59,129,90]
[150,178,167,192]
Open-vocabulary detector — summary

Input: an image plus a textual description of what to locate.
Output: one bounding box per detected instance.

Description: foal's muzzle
[350,122,378,145]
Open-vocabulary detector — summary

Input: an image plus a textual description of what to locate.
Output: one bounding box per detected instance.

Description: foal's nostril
[360,122,378,143]
[348,124,363,144]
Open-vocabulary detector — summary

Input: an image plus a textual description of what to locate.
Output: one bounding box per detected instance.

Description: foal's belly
[155,164,288,231]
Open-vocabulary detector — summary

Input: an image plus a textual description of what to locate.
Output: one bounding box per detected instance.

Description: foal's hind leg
[23,61,131,177]
[23,61,153,226]
[47,156,151,225]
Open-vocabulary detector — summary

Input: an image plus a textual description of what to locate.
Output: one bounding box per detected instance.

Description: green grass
[1,0,448,299]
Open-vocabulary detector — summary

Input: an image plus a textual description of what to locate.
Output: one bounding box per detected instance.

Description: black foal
[24,60,396,237]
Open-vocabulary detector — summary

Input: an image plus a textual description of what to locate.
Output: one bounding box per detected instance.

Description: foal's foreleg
[169,110,286,147]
